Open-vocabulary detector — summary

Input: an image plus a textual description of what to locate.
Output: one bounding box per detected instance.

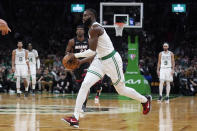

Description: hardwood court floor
[0,93,196,131]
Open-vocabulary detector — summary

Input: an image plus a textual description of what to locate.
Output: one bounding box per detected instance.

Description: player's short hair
[86,8,97,18]
[163,42,169,47]
[76,25,84,29]
[17,40,23,43]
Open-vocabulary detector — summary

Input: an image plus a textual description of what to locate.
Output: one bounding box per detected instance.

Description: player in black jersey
[66,25,102,111]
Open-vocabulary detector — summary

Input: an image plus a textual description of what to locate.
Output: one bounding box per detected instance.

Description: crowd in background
[0,0,197,95]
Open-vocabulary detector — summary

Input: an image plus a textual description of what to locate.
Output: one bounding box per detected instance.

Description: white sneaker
[94,96,99,104]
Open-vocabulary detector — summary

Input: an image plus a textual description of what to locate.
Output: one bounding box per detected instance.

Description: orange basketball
[62,54,80,70]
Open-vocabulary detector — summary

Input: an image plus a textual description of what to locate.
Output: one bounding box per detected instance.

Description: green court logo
[125,79,149,85]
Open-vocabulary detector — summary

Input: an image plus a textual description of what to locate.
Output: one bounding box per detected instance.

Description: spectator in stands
[40,68,53,93]
[5,69,16,93]
[37,68,43,92]
[55,72,71,93]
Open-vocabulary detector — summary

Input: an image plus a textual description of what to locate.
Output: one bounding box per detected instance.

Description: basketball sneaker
[94,96,99,103]
[32,90,35,96]
[141,95,152,115]
[24,91,29,97]
[17,93,20,97]
[157,95,162,103]
[165,96,169,103]
[61,116,79,128]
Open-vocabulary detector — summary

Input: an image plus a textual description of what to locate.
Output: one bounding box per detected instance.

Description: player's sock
[16,77,20,93]
[32,83,36,93]
[32,85,35,90]
[25,86,29,91]
[159,80,164,97]
[32,75,36,90]
[166,81,171,97]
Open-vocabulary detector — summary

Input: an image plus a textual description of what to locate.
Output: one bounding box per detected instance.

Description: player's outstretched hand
[0,19,11,35]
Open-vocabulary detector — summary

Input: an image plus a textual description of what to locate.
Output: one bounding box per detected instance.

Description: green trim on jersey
[112,56,121,86]
[101,50,116,60]
[87,69,102,79]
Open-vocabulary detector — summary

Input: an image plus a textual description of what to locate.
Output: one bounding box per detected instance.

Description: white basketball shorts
[15,64,28,78]
[160,68,173,82]
[87,51,124,86]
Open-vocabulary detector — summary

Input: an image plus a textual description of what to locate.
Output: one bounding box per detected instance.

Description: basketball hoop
[114,22,125,37]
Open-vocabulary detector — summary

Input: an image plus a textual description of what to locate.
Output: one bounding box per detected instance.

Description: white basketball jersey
[28,49,38,65]
[90,22,114,58]
[15,49,26,65]
[161,51,172,68]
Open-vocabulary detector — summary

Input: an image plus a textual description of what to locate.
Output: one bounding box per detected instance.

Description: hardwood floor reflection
[0,94,196,131]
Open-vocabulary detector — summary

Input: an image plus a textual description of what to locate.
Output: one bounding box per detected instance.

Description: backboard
[100,2,143,28]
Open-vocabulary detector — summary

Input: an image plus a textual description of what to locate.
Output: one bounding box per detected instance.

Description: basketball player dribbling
[12,41,30,97]
[62,8,151,128]
[157,43,175,103]
[66,25,102,111]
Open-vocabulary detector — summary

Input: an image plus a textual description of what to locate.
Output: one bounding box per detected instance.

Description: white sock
[74,72,100,120]
[115,82,147,103]
[166,82,171,97]
[27,76,30,89]
[32,85,35,90]
[159,80,164,96]
[32,75,36,90]
[16,77,20,93]
[25,86,29,91]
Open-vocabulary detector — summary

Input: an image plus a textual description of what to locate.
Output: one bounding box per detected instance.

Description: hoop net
[114,22,125,37]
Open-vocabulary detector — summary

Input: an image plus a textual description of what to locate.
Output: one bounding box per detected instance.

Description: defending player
[62,9,151,128]
[27,43,40,95]
[12,41,30,97]
[66,25,102,110]
[157,43,175,103]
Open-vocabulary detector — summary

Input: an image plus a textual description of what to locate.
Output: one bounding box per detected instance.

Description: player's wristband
[74,49,96,58]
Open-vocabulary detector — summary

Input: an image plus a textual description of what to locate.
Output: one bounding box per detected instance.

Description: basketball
[62,54,80,70]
